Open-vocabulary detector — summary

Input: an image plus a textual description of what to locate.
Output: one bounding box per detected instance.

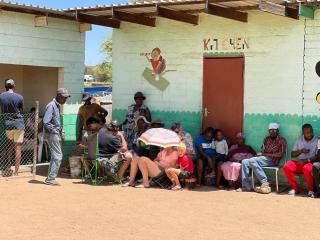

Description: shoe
[236,188,252,192]
[308,191,315,198]
[313,192,320,198]
[44,180,60,186]
[171,185,182,191]
[121,182,135,187]
[288,189,298,196]
[255,185,271,194]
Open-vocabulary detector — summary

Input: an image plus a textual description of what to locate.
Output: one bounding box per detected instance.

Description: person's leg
[128,157,139,185]
[302,163,314,192]
[117,152,133,180]
[283,160,301,192]
[14,143,22,175]
[241,158,252,190]
[165,168,178,187]
[197,158,204,185]
[137,156,161,186]
[216,161,224,188]
[45,134,63,183]
[312,162,320,193]
[13,130,24,175]
[248,156,274,186]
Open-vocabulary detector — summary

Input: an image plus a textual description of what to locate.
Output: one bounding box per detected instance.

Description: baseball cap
[57,88,71,98]
[5,79,15,87]
[82,93,92,101]
[268,123,279,130]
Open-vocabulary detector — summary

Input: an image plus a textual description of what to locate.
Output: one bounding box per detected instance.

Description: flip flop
[135,184,150,188]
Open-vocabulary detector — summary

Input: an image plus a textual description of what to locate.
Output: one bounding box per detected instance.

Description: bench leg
[251,170,255,190]
[276,169,279,193]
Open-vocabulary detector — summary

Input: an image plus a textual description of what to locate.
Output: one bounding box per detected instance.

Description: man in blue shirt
[43,88,70,185]
[0,79,25,176]
[195,127,215,185]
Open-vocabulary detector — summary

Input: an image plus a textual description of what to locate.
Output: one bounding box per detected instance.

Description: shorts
[215,153,226,165]
[6,130,24,143]
[179,170,194,179]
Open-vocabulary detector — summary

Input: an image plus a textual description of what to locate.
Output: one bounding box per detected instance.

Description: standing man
[43,88,70,185]
[0,79,25,176]
[77,94,108,160]
[283,124,317,197]
[240,123,287,193]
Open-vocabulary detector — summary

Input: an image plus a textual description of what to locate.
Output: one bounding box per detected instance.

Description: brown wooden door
[203,57,244,143]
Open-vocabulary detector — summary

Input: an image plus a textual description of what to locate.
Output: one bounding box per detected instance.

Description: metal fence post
[32,101,39,179]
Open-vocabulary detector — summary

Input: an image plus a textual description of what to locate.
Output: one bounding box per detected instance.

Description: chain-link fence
[0,101,38,179]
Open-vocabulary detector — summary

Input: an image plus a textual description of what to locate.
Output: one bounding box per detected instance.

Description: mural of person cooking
[145,47,166,81]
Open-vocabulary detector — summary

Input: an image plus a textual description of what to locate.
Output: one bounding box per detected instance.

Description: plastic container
[69,156,81,178]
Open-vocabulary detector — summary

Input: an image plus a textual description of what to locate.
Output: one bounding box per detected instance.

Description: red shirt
[177,154,194,174]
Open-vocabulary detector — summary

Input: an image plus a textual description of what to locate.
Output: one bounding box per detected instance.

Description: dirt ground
[0,175,320,240]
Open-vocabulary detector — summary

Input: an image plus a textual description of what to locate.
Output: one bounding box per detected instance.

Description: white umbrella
[138,128,182,148]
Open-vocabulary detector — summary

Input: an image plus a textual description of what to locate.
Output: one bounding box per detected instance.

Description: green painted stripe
[300,6,315,19]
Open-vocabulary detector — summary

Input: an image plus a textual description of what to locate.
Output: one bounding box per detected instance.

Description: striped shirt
[262,135,287,165]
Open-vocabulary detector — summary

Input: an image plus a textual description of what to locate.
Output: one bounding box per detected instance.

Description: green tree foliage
[93,38,112,85]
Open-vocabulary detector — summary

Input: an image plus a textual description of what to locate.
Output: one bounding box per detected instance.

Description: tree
[93,38,112,85]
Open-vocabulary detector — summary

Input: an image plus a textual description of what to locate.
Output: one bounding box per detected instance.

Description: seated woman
[195,127,215,185]
[220,132,256,190]
[125,146,178,188]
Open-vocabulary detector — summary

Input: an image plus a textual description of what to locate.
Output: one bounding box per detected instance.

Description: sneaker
[308,191,315,198]
[236,188,252,192]
[288,189,297,196]
[255,185,271,194]
[171,185,182,191]
[44,180,60,186]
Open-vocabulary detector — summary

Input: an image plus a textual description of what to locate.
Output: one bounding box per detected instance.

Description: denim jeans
[45,134,63,182]
[241,156,274,190]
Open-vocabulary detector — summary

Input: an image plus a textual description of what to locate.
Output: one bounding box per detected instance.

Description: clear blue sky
[15,0,127,66]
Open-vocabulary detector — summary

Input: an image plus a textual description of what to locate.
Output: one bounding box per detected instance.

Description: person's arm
[145,107,152,122]
[262,140,286,159]
[224,140,229,156]
[291,139,307,158]
[117,131,128,152]
[42,105,59,135]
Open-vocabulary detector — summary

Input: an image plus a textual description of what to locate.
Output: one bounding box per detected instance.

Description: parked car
[84,75,94,82]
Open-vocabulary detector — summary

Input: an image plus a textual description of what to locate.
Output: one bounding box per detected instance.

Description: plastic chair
[251,147,288,193]
[80,135,126,185]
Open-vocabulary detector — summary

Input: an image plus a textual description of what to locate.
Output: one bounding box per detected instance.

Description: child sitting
[212,129,229,189]
[165,143,194,191]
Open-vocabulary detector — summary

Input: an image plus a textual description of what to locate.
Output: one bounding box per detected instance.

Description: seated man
[283,124,317,197]
[240,123,287,193]
[195,127,215,185]
[312,146,320,198]
[86,117,132,181]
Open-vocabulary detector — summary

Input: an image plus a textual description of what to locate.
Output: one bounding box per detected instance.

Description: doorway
[202,57,244,143]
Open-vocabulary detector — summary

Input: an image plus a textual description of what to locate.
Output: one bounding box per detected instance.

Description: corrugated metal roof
[0,0,64,12]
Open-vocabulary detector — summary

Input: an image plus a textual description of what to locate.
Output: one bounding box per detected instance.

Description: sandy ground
[0,174,320,240]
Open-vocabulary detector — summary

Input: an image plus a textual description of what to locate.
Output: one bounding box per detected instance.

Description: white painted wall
[112,11,305,115]
[0,11,85,104]
[303,10,320,116]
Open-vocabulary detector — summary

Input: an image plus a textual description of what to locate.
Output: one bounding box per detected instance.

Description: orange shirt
[78,103,107,131]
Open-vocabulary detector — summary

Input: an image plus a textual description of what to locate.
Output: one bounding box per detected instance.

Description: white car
[84,75,94,82]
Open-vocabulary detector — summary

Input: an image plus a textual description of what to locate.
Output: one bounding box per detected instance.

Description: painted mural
[140,47,175,91]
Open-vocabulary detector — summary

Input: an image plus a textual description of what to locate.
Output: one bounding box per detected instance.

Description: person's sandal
[171,185,182,191]
[122,182,135,187]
